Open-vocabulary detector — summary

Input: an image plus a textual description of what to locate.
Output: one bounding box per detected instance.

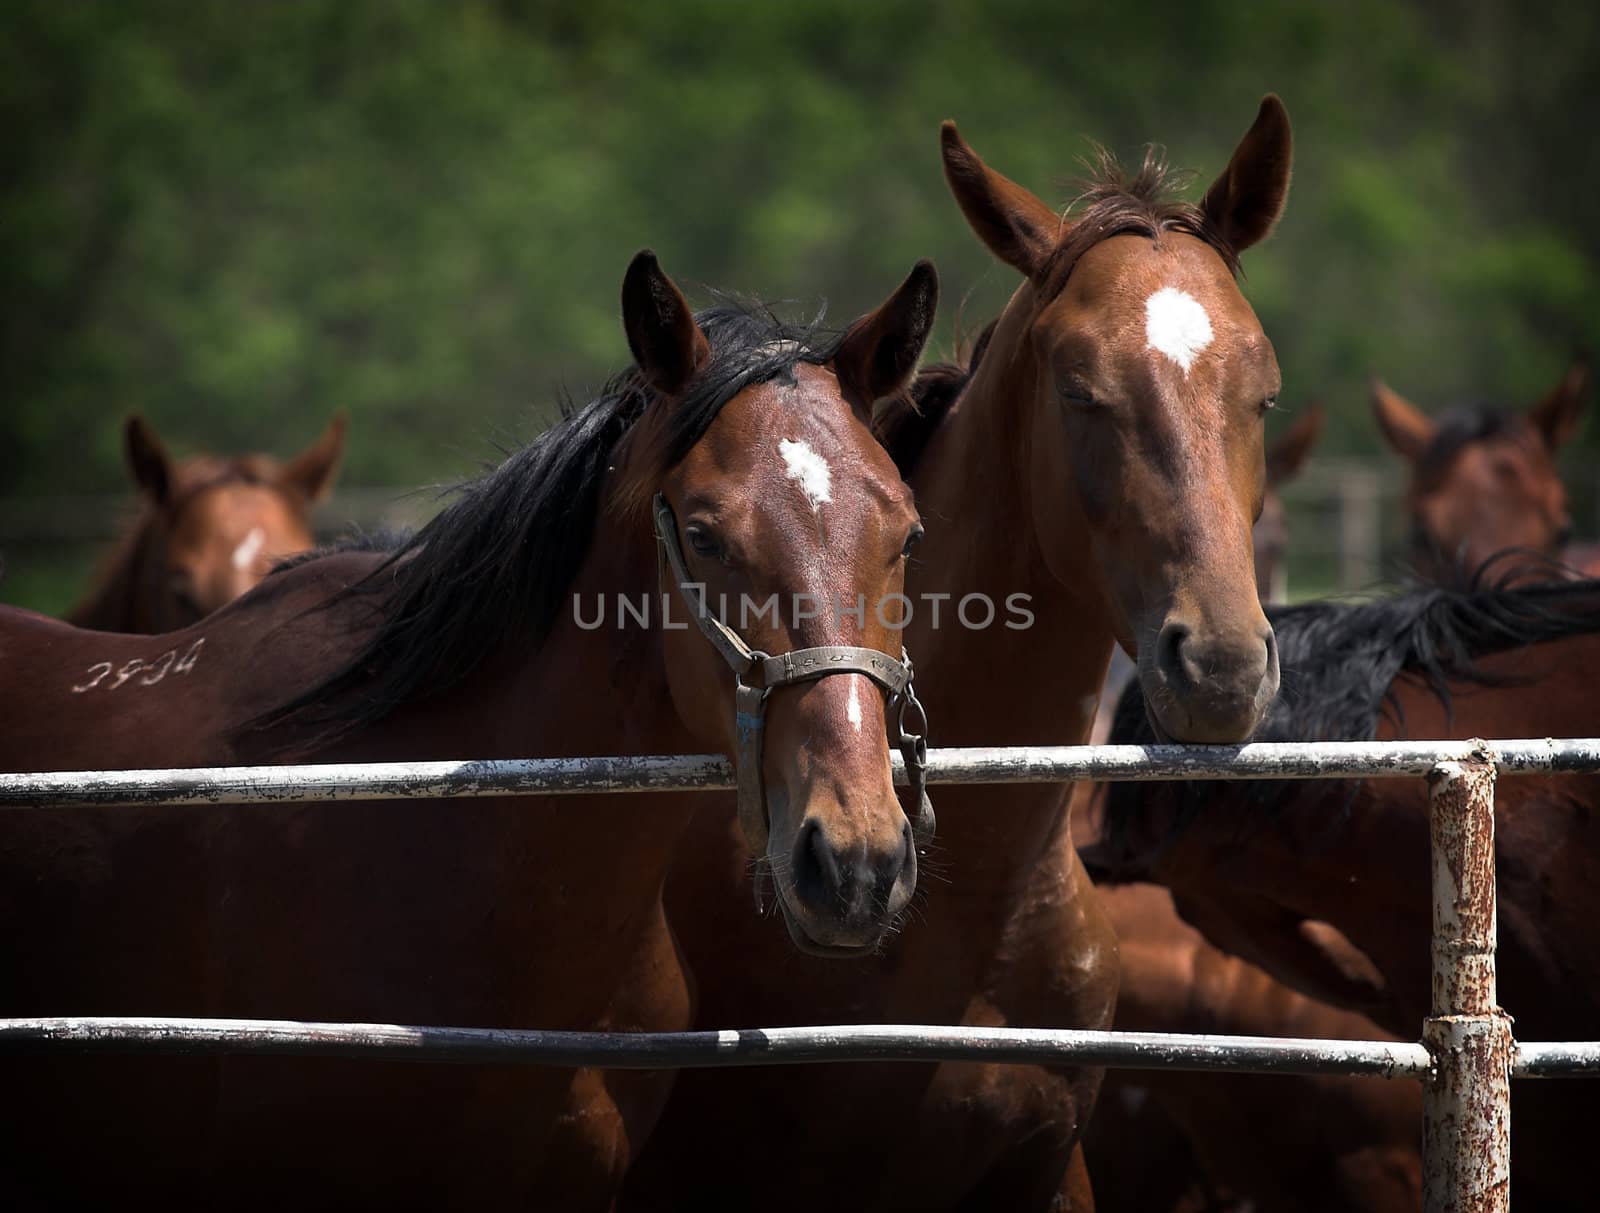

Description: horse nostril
[1155,621,1196,689]
[792,819,838,908]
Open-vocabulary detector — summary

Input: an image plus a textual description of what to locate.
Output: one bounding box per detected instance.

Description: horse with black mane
[0,250,939,1209]
[1088,576,1600,1210]
[629,98,1291,1211]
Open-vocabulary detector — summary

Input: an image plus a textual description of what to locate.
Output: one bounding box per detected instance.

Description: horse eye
[1058,381,1097,409]
[167,575,202,617]
[685,525,722,559]
[902,526,925,559]
[1260,395,1279,414]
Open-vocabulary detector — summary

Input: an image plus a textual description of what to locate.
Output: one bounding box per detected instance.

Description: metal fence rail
[0,1017,1436,1077]
[2,737,1597,808]
[7,737,1598,1213]
[7,1015,1600,1079]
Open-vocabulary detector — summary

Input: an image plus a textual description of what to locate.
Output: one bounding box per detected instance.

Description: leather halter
[652,494,935,856]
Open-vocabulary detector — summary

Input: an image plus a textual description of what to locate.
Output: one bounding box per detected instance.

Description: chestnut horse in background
[1371,359,1598,582]
[628,98,1292,1211]
[66,412,347,632]
[1091,578,1600,1210]
[0,250,939,1210]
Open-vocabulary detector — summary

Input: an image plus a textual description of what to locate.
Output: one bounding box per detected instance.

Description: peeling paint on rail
[0,1017,1434,1077]
[3,738,1599,810]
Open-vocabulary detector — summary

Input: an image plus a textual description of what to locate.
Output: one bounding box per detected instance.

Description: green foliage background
[3,1,1597,610]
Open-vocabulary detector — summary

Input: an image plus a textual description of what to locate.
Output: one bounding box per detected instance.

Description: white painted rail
[1,737,1597,808]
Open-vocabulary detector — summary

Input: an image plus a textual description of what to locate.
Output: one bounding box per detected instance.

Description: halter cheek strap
[652,494,935,858]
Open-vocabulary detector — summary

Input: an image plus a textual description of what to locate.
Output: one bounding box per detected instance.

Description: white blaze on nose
[778,438,832,512]
[231,527,266,572]
[846,679,863,731]
[1144,287,1214,373]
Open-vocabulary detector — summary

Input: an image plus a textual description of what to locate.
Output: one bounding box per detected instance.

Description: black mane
[876,320,994,477]
[1094,577,1600,875]
[269,528,416,574]
[1415,405,1530,488]
[247,302,841,748]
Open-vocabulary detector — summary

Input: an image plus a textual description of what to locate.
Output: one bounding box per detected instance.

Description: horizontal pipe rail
[0,1017,1434,1078]
[1510,1042,1600,1078]
[3,738,1599,809]
[7,1018,1593,1079]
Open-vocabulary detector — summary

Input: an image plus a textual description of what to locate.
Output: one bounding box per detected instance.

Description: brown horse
[1371,360,1595,583]
[0,250,939,1209]
[66,413,348,632]
[1092,578,1600,1209]
[626,99,1292,1211]
[1078,881,1421,1213]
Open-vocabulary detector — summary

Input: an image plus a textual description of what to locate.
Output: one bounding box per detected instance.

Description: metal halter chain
[652,494,935,857]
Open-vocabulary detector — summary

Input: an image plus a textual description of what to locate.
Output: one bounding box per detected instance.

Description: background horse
[1082,882,1421,1213]
[65,412,347,632]
[1091,578,1600,1209]
[627,98,1292,1212]
[0,250,938,1209]
[1371,359,1596,582]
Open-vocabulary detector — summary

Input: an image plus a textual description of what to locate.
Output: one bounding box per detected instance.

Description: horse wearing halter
[652,493,935,855]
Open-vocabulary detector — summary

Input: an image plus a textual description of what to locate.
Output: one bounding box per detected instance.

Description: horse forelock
[1412,405,1542,492]
[607,306,842,525]
[880,149,1236,483]
[1039,145,1240,300]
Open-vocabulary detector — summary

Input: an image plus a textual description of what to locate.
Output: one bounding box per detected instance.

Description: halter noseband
[652,493,935,857]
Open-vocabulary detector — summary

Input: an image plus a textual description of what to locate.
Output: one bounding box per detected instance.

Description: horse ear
[1265,402,1324,487]
[124,414,173,504]
[622,250,709,396]
[1371,379,1435,462]
[1201,95,1293,254]
[1529,358,1589,450]
[280,412,348,503]
[834,260,940,411]
[940,122,1060,280]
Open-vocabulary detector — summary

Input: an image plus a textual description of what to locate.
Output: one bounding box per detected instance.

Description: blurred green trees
[3,1,1597,608]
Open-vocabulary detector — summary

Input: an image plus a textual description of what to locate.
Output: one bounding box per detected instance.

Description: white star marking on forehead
[1145,287,1214,373]
[778,438,832,512]
[231,527,266,571]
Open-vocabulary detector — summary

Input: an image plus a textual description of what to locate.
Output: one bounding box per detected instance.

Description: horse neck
[364,507,688,764]
[66,507,171,634]
[904,284,1119,862]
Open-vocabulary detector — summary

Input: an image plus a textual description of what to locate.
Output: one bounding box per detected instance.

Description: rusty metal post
[1423,753,1512,1212]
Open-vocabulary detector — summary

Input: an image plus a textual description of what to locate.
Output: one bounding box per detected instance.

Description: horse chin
[1142,705,1176,745]
[774,894,884,960]
[1139,666,1274,744]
